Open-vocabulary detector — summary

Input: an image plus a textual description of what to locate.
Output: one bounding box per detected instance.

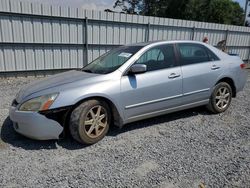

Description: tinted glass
[82,45,143,74]
[179,43,210,65]
[136,44,177,71]
[206,48,220,61]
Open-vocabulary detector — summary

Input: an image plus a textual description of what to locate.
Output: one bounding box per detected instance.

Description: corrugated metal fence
[0,0,250,75]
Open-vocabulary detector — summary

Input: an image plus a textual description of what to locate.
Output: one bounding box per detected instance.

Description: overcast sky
[19,0,247,10]
[20,0,116,10]
[236,0,246,7]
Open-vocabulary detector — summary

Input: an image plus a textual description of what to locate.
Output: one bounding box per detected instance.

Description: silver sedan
[9,40,248,144]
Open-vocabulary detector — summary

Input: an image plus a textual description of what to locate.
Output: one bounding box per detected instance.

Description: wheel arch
[216,77,236,97]
[69,95,124,128]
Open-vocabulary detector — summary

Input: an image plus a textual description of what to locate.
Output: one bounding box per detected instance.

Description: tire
[69,100,111,145]
[206,82,232,114]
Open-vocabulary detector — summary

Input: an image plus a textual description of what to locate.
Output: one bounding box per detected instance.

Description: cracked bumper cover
[9,106,64,140]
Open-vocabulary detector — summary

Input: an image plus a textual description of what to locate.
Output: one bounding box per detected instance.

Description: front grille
[11,99,19,107]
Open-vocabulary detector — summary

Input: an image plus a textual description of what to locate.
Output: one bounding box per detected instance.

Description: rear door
[177,43,223,104]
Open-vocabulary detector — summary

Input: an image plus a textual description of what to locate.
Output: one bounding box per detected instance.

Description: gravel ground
[0,73,250,188]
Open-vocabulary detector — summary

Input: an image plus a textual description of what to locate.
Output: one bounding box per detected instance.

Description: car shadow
[108,106,211,136]
[0,107,211,150]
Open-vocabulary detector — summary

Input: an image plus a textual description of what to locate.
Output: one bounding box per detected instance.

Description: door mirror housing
[129,64,147,74]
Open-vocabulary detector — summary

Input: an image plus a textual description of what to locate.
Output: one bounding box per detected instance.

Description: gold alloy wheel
[83,105,108,139]
[215,86,230,110]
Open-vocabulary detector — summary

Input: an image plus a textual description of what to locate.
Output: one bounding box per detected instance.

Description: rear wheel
[206,82,232,113]
[69,100,111,145]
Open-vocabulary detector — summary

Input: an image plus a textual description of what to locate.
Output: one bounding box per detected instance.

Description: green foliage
[230,2,245,25]
[113,0,245,25]
[113,0,143,14]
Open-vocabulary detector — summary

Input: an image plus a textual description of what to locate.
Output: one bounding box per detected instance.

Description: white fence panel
[0,0,249,74]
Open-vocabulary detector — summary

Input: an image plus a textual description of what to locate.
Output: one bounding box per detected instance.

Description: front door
[120,44,183,121]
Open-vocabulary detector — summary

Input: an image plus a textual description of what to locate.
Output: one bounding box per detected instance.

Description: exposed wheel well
[216,77,236,97]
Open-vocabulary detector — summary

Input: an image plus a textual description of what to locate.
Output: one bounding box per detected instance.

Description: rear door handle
[211,65,220,70]
[168,73,181,79]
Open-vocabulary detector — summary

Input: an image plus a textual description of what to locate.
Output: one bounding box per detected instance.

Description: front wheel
[69,100,111,145]
[206,82,232,113]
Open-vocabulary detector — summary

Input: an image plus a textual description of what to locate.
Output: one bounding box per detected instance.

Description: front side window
[135,44,177,71]
[178,43,210,65]
[82,45,143,74]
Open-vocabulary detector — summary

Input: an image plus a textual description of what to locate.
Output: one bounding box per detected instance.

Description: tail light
[240,63,247,69]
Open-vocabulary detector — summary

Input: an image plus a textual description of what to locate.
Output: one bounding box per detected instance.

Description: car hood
[16,70,101,103]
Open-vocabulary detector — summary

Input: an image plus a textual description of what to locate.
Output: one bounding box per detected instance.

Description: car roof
[128,40,206,47]
[127,40,230,60]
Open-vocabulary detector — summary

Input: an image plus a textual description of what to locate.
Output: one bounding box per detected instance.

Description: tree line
[113,0,245,26]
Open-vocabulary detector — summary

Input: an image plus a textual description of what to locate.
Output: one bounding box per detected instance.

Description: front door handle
[211,65,220,70]
[168,73,181,79]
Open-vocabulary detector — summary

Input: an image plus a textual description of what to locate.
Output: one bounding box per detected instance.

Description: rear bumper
[9,106,63,140]
[236,70,248,93]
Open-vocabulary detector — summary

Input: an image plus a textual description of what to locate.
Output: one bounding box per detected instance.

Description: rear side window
[206,48,220,61]
[178,43,210,65]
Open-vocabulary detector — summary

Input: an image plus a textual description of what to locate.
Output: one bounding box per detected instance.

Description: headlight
[19,93,58,112]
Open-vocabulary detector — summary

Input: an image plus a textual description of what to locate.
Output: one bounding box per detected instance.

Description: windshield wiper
[82,69,93,73]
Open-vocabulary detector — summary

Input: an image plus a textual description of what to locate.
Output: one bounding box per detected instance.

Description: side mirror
[129,64,147,74]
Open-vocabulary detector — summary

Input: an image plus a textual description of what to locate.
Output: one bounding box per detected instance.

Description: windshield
[82,45,143,74]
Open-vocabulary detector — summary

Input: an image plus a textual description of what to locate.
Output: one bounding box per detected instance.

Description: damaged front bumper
[9,105,67,140]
